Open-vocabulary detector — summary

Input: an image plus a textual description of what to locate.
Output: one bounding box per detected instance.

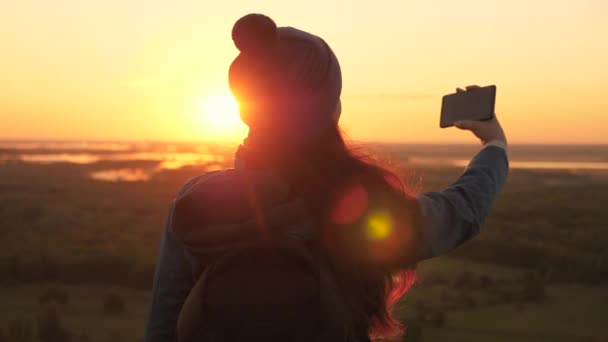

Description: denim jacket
[144,144,509,341]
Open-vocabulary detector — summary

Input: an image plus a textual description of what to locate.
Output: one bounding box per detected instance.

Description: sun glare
[199,91,247,141]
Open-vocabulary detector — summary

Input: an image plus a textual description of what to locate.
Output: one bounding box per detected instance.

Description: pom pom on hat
[232,14,278,53]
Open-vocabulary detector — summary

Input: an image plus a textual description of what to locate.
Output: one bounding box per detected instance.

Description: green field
[1,144,607,341]
[1,258,606,341]
[402,258,608,341]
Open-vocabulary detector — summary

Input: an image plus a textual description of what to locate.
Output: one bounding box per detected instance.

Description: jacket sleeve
[144,179,200,342]
[416,144,509,259]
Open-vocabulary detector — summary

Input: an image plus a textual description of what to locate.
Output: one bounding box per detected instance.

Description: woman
[144,13,509,342]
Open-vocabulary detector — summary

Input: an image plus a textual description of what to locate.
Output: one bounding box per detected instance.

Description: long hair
[239,125,421,340]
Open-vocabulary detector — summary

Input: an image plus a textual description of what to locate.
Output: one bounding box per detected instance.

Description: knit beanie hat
[228,14,342,143]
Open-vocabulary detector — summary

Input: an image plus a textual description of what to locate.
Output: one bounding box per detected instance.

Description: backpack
[176,231,364,342]
[171,170,374,341]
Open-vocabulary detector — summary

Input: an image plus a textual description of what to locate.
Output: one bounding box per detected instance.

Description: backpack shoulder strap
[176,262,214,342]
[315,244,361,342]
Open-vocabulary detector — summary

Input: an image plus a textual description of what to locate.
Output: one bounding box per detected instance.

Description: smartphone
[440,85,496,128]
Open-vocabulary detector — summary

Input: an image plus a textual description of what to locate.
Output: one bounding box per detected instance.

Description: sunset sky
[1,0,607,144]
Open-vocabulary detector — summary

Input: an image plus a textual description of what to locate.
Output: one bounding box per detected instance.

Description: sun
[198,91,247,141]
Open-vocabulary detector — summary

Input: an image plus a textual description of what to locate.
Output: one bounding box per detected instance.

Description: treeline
[1,241,606,289]
[0,289,129,342]
[453,239,608,284]
[0,256,155,290]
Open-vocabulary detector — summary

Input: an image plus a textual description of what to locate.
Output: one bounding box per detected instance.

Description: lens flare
[366,211,393,240]
[330,183,369,225]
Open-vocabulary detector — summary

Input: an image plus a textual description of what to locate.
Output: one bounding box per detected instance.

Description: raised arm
[417,143,508,258]
[417,92,509,259]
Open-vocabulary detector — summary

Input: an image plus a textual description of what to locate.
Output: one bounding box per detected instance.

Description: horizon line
[0,137,607,146]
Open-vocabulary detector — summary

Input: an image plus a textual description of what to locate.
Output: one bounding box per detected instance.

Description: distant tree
[39,288,69,306]
[521,272,541,284]
[106,331,122,342]
[463,295,477,309]
[500,290,514,302]
[7,319,33,342]
[37,306,72,342]
[430,311,446,329]
[479,275,494,290]
[0,274,17,287]
[76,334,90,342]
[101,294,126,316]
[3,256,22,286]
[415,300,429,321]
[403,319,423,342]
[127,264,154,291]
[21,206,45,221]
[439,291,452,303]
[454,271,474,291]
[520,280,546,302]
[420,272,447,287]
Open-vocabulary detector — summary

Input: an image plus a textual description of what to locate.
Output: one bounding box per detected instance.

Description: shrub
[101,293,126,316]
[7,319,33,342]
[520,271,541,284]
[439,291,452,303]
[39,288,69,306]
[0,275,17,287]
[430,311,446,329]
[403,319,422,342]
[520,280,546,302]
[500,290,514,302]
[463,295,477,309]
[106,332,122,342]
[454,271,475,291]
[419,272,447,287]
[37,306,72,342]
[414,299,430,320]
[76,335,90,342]
[479,275,495,290]
[127,264,155,291]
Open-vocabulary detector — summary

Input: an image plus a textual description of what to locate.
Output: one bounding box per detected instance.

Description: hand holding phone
[440,85,496,128]
[446,85,507,147]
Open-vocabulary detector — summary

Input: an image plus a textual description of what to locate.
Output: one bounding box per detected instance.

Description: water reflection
[6,152,608,172]
[5,143,608,184]
[90,168,151,182]
[145,153,224,169]
[204,164,224,172]
[1,150,230,182]
[506,161,608,171]
[9,152,224,169]
[409,158,608,171]
[0,142,132,151]
[90,163,226,182]
[20,153,100,164]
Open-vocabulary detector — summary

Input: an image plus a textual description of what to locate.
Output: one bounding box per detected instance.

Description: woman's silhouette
[144,13,508,342]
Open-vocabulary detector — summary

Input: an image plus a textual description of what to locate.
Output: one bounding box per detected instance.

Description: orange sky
[1,0,607,144]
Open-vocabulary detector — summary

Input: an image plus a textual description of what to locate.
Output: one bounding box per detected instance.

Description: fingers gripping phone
[440,85,496,128]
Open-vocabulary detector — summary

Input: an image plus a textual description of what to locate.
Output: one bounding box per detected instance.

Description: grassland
[0,144,607,341]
